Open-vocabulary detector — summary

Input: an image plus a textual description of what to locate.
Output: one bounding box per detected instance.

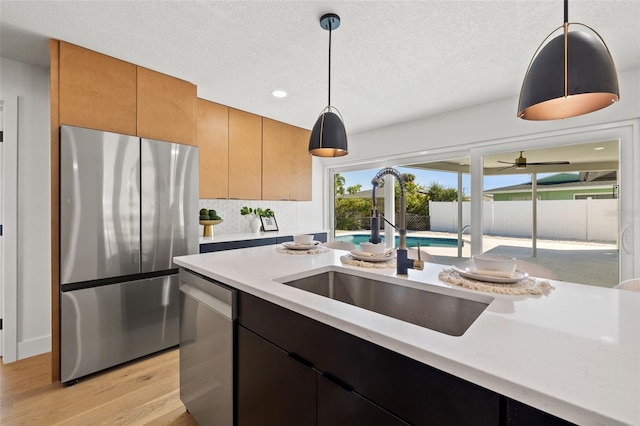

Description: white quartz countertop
[199,229,327,245]
[174,245,640,426]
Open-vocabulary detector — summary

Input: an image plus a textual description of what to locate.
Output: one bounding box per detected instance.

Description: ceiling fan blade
[527,161,571,165]
[496,160,516,165]
[496,165,516,172]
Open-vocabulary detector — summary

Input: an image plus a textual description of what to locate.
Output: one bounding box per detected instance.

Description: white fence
[429,199,618,243]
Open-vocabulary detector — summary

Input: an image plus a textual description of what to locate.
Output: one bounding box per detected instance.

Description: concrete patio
[336,230,619,288]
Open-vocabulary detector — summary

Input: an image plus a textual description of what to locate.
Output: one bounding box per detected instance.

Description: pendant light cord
[563,0,568,98]
[328,20,332,107]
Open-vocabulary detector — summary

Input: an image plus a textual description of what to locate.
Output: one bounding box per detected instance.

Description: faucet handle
[412,259,425,271]
[413,243,424,270]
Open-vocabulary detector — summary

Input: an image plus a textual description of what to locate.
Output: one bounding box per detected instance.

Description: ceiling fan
[497,151,570,171]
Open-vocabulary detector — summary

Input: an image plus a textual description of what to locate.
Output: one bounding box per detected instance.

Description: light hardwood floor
[0,348,197,425]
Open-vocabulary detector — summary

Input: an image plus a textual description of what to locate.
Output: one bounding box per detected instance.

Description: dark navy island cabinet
[236,292,575,426]
[200,232,327,253]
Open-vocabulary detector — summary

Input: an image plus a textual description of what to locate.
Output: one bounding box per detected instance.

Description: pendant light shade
[518,1,619,120]
[309,13,348,157]
[309,107,348,157]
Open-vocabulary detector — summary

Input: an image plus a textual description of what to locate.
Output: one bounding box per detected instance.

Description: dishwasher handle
[180,283,234,320]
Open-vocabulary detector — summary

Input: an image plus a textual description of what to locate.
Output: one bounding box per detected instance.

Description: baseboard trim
[17,335,51,360]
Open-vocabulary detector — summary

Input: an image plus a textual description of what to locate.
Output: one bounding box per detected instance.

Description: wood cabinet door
[289,125,312,201]
[262,118,292,200]
[262,118,312,201]
[58,42,137,135]
[137,67,196,145]
[228,108,262,200]
[196,99,228,199]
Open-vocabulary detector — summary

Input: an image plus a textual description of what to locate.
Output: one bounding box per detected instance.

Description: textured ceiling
[1,0,639,135]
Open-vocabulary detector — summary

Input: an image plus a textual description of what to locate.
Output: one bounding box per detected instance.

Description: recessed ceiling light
[594,146,605,150]
[271,90,287,98]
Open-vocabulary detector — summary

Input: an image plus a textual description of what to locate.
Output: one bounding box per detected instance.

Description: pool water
[336,234,461,250]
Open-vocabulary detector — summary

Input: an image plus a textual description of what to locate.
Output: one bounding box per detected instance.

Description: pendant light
[309,13,348,157]
[517,0,619,120]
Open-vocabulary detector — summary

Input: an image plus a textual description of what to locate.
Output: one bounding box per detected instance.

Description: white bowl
[472,254,516,273]
[359,242,386,255]
[293,234,314,245]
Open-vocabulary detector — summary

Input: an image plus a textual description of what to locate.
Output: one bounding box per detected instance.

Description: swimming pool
[336,234,461,249]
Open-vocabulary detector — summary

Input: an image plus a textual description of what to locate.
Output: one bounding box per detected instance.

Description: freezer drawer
[179,269,236,426]
[61,275,179,383]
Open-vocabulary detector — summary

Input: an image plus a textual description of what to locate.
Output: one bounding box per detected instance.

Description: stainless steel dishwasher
[179,269,236,426]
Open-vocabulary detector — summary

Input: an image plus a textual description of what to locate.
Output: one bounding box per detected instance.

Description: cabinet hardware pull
[321,372,354,393]
[288,352,314,368]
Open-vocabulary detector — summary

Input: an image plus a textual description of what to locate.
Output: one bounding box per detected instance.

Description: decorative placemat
[438,269,554,296]
[340,255,396,269]
[276,246,330,255]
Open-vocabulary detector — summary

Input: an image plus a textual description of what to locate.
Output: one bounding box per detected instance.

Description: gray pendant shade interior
[309,13,348,157]
[517,0,619,120]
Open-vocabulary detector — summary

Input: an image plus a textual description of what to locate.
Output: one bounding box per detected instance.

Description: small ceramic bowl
[472,254,516,273]
[293,234,314,245]
[359,242,386,255]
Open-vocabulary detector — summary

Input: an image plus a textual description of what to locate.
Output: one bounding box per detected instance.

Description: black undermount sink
[278,270,492,336]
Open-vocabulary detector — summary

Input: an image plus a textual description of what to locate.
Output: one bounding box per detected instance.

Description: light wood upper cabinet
[196,99,229,199]
[58,41,137,135]
[262,118,312,201]
[262,118,292,200]
[137,67,196,145]
[289,126,312,201]
[228,108,262,200]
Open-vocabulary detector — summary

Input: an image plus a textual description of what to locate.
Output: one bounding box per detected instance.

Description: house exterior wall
[493,187,614,201]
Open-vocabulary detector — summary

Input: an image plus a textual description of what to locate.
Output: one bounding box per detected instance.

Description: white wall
[0,57,51,360]
[0,100,5,357]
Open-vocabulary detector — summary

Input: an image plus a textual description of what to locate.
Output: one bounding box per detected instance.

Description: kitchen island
[174,245,640,426]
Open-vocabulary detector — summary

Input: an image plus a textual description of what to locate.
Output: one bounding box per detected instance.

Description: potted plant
[240,207,275,233]
[199,208,223,237]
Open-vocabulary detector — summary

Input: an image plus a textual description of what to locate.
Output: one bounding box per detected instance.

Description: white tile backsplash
[199,199,314,235]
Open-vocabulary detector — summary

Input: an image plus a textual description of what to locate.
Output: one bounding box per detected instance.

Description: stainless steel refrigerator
[59,124,199,384]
